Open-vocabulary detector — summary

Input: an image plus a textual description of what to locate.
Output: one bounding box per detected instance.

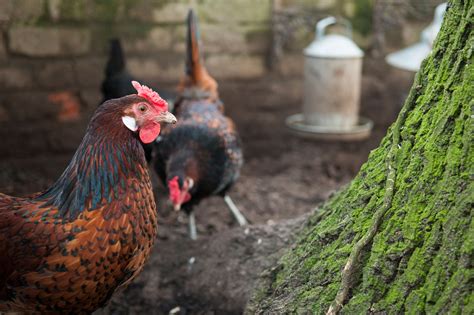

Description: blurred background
[0,0,446,312]
[0,0,445,193]
[0,0,441,242]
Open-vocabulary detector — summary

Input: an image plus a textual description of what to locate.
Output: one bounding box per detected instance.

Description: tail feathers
[105,38,126,77]
[180,9,217,98]
[185,9,203,83]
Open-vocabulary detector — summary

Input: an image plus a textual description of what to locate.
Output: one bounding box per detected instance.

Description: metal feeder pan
[285,113,373,141]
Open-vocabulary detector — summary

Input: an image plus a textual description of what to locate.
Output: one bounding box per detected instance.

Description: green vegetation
[247,0,473,313]
[351,0,373,36]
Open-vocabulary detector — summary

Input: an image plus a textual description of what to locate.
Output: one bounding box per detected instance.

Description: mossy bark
[247,0,473,313]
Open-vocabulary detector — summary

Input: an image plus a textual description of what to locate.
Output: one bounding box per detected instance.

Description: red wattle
[182,192,191,203]
[139,123,161,144]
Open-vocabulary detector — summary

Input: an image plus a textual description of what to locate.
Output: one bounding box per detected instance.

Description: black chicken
[153,9,246,240]
[101,38,175,162]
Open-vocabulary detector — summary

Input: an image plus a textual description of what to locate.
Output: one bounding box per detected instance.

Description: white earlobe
[122,116,138,131]
[187,178,194,189]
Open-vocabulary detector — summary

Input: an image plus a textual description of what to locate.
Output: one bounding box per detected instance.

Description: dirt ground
[0,59,413,314]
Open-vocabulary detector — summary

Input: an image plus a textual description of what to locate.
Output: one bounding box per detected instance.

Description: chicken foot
[224,195,248,226]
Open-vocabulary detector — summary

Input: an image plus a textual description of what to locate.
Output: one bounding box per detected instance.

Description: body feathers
[154,10,243,214]
[0,96,158,313]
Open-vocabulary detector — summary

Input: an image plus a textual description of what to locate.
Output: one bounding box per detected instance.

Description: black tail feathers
[105,38,126,77]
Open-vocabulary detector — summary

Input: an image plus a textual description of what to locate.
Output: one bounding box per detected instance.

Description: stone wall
[0,0,444,159]
[269,0,446,75]
[0,0,272,159]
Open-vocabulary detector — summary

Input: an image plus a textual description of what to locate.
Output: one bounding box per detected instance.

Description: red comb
[132,81,168,111]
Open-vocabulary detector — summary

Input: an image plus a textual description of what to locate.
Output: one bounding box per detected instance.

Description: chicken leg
[224,195,248,226]
[188,211,197,240]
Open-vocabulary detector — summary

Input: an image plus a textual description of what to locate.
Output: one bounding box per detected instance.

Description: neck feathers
[36,106,147,220]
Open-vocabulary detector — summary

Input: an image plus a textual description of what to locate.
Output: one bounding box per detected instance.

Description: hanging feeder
[286,16,373,141]
[386,3,447,72]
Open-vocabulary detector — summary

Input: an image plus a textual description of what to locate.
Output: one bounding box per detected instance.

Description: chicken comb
[168,176,181,203]
[132,81,168,111]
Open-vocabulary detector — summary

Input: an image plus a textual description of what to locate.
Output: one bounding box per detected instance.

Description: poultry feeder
[386,2,447,72]
[286,16,373,141]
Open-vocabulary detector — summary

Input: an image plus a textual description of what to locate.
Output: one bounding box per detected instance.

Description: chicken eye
[138,104,147,112]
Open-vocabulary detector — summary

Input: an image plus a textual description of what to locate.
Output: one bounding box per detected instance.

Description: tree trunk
[247,1,473,314]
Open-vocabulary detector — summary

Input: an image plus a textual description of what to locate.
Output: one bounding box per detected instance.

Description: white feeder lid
[421,2,447,44]
[385,2,447,72]
[304,34,364,59]
[386,42,432,72]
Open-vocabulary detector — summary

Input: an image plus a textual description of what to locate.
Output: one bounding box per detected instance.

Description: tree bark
[247,0,473,314]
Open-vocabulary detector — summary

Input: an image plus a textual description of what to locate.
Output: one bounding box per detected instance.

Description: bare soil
[0,60,413,314]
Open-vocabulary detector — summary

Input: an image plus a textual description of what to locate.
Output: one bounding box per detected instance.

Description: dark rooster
[0,81,176,313]
[153,10,246,240]
[101,38,175,162]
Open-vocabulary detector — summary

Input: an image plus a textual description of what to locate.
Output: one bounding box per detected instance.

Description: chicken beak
[173,203,182,211]
[157,111,177,124]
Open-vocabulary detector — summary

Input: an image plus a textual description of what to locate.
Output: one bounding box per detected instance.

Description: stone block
[0,104,8,122]
[9,27,91,57]
[128,57,182,82]
[313,0,337,10]
[80,89,102,114]
[172,24,270,55]
[74,57,106,88]
[88,0,128,22]
[206,54,266,79]
[0,0,13,24]
[54,0,85,21]
[58,0,127,22]
[126,0,154,22]
[0,34,7,60]
[277,0,336,11]
[0,120,86,158]
[122,27,174,53]
[0,66,33,89]
[244,26,271,54]
[197,0,271,24]
[201,24,247,54]
[35,61,75,89]
[46,120,87,153]
[10,0,45,24]
[47,0,61,22]
[1,90,86,124]
[152,1,192,23]
[275,53,303,77]
[0,122,50,158]
[0,92,58,122]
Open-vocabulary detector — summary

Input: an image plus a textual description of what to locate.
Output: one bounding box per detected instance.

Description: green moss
[247,0,473,313]
[58,0,159,23]
[59,1,86,21]
[350,0,373,36]
[90,0,126,22]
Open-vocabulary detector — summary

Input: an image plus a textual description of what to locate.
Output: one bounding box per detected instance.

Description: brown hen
[0,82,176,313]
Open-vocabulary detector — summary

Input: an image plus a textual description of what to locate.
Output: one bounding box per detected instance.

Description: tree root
[325,72,423,315]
